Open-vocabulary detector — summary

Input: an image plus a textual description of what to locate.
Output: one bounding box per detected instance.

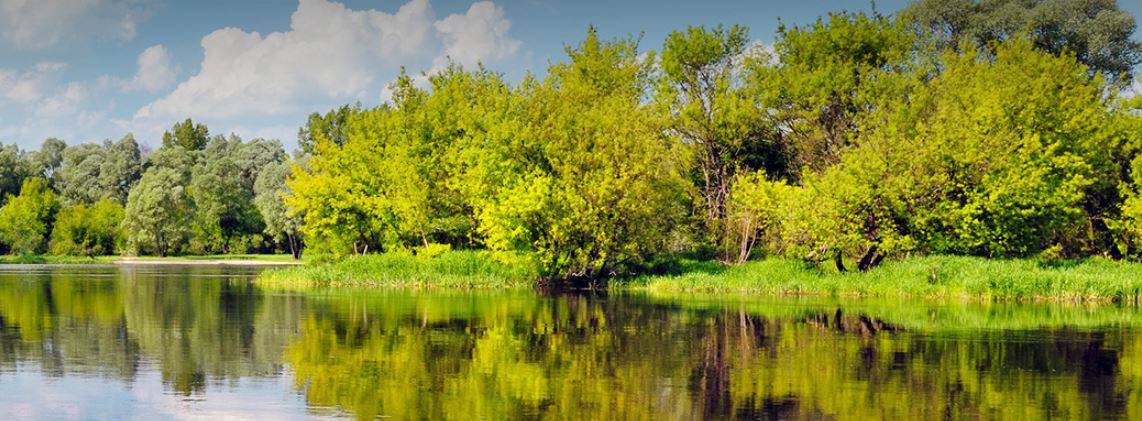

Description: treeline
[0,122,299,258]
[288,0,1142,281]
[4,0,1141,278]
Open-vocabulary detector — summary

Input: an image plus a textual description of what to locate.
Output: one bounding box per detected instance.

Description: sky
[0,0,1139,152]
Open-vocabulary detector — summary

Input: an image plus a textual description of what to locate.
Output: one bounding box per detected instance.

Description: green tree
[32,137,66,181]
[98,134,143,204]
[49,199,124,256]
[298,104,359,155]
[0,178,59,254]
[56,143,106,205]
[767,39,1134,268]
[0,143,34,204]
[657,24,785,260]
[122,167,194,256]
[473,28,687,281]
[189,136,265,253]
[901,0,1142,83]
[255,162,303,259]
[162,118,210,151]
[748,12,922,174]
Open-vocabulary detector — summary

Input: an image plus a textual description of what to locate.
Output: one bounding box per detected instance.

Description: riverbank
[0,254,303,265]
[256,251,536,289]
[257,252,1142,303]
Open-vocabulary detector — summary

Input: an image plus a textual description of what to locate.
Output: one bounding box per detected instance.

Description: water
[1,265,1141,419]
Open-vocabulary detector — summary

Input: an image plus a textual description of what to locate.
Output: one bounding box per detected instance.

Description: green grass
[260,252,1142,303]
[623,255,1142,303]
[256,250,537,289]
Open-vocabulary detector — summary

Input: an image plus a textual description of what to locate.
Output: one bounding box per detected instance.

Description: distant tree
[162,118,210,151]
[50,198,124,257]
[901,0,1142,83]
[33,137,66,180]
[254,162,303,259]
[55,143,106,205]
[98,134,143,204]
[298,104,359,155]
[122,167,194,256]
[0,143,33,204]
[0,178,58,254]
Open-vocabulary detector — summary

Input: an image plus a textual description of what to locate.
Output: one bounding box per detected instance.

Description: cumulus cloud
[434,1,520,68]
[135,0,521,122]
[0,62,65,103]
[0,0,145,49]
[126,45,176,92]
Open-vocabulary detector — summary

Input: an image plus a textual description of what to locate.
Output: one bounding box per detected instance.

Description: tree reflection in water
[1,266,1141,419]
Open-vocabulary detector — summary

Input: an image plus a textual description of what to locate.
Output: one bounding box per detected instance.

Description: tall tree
[56,143,106,205]
[98,134,143,204]
[254,162,303,259]
[901,0,1142,83]
[162,118,210,151]
[33,138,66,181]
[657,24,784,260]
[122,167,194,256]
[0,144,33,204]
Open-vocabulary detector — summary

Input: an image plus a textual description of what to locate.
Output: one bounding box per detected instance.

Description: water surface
[1,264,1140,419]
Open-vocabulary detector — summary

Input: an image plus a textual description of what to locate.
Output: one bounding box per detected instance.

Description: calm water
[2,265,1142,419]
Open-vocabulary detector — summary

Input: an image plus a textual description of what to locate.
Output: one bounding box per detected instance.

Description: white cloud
[0,62,65,103]
[433,1,520,68]
[135,0,436,121]
[135,0,522,123]
[0,0,145,50]
[127,45,176,92]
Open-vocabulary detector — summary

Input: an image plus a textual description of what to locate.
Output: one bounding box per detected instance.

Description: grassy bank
[625,255,1142,303]
[258,252,1142,302]
[256,251,537,289]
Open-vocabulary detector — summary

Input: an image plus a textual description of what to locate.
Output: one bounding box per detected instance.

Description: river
[0,264,1139,419]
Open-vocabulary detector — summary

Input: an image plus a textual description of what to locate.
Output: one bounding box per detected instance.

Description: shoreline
[113,258,301,266]
[255,253,1142,304]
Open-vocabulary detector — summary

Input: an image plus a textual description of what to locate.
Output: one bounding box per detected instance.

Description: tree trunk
[834,251,847,273]
[857,245,884,272]
[288,234,300,260]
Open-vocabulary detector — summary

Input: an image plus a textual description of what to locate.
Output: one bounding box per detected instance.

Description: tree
[0,143,33,204]
[98,134,143,204]
[49,199,124,257]
[162,118,210,151]
[0,178,58,254]
[747,12,922,175]
[189,136,265,254]
[657,25,786,260]
[122,167,194,256]
[33,137,66,181]
[298,104,359,156]
[901,0,1142,83]
[254,162,303,259]
[55,143,106,205]
[472,28,687,281]
[764,39,1134,268]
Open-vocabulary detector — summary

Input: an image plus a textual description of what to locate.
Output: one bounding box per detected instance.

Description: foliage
[49,199,124,256]
[0,178,58,254]
[254,162,303,258]
[901,0,1142,83]
[121,167,194,256]
[161,118,210,151]
[656,24,782,260]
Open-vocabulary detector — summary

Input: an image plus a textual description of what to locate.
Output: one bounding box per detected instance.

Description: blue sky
[0,0,1138,152]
